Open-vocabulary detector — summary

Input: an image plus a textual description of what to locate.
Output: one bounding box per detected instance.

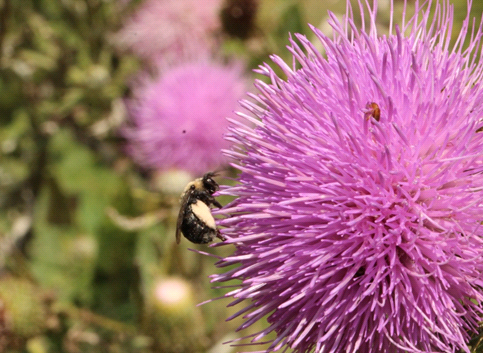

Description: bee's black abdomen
[180,205,217,244]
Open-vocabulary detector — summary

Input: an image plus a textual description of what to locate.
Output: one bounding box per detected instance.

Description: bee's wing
[176,192,191,244]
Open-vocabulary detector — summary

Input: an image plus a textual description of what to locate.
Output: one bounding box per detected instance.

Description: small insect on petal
[365,102,381,121]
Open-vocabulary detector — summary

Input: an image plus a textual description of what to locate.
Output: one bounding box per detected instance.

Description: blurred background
[0,0,482,352]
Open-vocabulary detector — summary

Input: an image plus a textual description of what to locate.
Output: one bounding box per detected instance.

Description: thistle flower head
[211,1,483,352]
[125,61,246,176]
[116,0,222,63]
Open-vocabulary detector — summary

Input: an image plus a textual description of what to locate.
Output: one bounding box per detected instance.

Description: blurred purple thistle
[115,0,223,64]
[210,0,483,352]
[125,61,246,176]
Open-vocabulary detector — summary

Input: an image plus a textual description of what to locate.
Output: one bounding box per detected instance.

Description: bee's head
[202,172,219,195]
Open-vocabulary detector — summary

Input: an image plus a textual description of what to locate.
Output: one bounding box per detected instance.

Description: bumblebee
[176,172,226,244]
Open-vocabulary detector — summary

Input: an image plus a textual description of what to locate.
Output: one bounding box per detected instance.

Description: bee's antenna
[203,170,224,179]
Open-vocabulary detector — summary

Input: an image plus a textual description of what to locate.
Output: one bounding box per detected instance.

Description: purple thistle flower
[115,0,222,64]
[211,0,483,352]
[125,61,246,176]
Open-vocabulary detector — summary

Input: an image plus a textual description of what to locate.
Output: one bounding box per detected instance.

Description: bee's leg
[210,197,222,208]
[216,229,226,241]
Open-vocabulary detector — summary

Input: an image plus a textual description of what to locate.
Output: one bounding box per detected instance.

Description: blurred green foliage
[1,0,483,352]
